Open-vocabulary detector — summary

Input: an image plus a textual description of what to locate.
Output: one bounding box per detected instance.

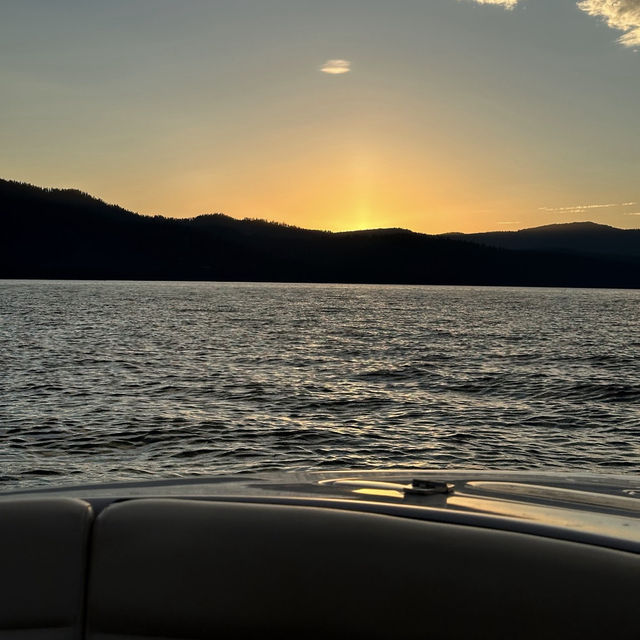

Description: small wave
[21,468,64,477]
[555,383,640,403]
[170,448,215,459]
[356,366,426,381]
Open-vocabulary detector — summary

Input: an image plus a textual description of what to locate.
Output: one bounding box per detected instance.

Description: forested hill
[1,179,639,288]
[441,222,640,260]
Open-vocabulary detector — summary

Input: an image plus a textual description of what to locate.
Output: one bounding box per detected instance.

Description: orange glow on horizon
[32,119,640,236]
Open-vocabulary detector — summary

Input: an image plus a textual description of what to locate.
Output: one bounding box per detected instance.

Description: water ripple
[1,281,639,489]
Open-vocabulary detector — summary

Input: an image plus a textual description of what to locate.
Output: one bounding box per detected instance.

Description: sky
[2,0,640,233]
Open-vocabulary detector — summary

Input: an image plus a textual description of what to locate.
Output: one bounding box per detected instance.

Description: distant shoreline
[2,179,639,290]
[2,278,639,293]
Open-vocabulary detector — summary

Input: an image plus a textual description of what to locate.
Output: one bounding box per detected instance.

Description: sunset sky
[2,0,639,233]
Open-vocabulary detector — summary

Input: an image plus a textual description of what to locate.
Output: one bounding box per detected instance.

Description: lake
[1,280,638,489]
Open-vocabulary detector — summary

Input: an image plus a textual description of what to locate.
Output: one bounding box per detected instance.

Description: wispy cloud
[320,59,351,75]
[577,0,640,47]
[465,0,520,7]
[625,211,640,215]
[465,0,640,48]
[540,201,637,213]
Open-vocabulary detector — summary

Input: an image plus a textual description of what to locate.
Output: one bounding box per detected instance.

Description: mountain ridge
[1,178,639,288]
[440,221,640,260]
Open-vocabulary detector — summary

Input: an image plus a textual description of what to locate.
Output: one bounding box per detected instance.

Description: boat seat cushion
[86,498,639,640]
[0,497,93,640]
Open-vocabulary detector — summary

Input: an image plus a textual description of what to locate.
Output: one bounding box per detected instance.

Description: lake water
[1,280,639,490]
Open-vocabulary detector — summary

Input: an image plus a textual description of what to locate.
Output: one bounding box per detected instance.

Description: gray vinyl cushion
[87,499,639,640]
[0,498,93,640]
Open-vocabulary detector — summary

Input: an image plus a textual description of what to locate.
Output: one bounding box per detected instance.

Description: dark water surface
[1,280,639,489]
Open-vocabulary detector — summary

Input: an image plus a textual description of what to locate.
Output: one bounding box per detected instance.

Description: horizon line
[2,177,639,237]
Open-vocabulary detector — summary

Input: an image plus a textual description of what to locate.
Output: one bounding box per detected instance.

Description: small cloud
[465,0,520,8]
[498,220,521,224]
[320,59,351,75]
[577,0,640,48]
[625,212,640,215]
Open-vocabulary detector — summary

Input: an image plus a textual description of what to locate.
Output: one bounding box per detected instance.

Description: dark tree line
[1,178,639,288]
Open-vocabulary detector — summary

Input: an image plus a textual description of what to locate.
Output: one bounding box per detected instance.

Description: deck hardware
[404,480,453,496]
